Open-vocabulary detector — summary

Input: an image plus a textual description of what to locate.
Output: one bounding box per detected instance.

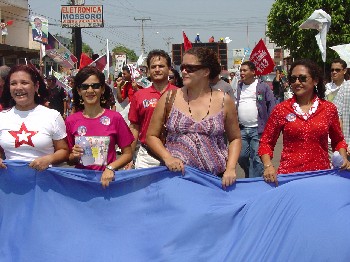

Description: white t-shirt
[0,105,67,161]
[237,79,258,127]
[325,80,349,102]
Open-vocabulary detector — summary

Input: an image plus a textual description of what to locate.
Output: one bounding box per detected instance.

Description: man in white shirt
[235,61,276,178]
[325,58,348,102]
[326,58,349,161]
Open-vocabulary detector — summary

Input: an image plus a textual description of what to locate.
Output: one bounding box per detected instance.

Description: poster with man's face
[30,15,48,44]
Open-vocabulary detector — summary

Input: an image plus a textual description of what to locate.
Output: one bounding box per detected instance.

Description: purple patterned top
[166,107,228,175]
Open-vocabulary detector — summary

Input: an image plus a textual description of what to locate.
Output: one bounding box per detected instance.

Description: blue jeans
[238,126,264,178]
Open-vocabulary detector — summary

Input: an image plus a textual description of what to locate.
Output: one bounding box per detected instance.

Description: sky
[28,0,275,63]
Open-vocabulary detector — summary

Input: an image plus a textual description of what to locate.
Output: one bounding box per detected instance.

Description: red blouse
[258,96,347,174]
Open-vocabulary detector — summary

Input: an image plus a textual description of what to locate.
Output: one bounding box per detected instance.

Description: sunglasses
[289,75,309,84]
[331,68,342,73]
[80,83,101,90]
[180,64,206,73]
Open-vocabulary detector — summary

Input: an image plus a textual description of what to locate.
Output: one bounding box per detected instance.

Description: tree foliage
[82,43,94,55]
[267,0,350,65]
[112,45,138,62]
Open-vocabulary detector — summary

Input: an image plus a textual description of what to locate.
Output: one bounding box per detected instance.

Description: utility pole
[246,20,250,49]
[163,37,174,54]
[71,0,83,67]
[134,17,151,54]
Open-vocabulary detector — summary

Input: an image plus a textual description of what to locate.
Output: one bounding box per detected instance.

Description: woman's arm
[0,146,6,169]
[261,154,277,185]
[29,138,69,170]
[222,94,241,187]
[115,79,126,103]
[100,145,133,188]
[146,91,184,173]
[258,106,282,185]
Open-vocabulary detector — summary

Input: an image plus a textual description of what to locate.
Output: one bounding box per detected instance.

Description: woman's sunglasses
[289,75,309,84]
[80,83,101,90]
[180,64,206,73]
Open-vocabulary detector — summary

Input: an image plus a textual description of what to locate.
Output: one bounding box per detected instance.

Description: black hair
[288,59,325,99]
[146,49,171,68]
[121,65,130,73]
[241,61,257,71]
[331,58,347,69]
[72,66,111,111]
[1,64,48,109]
[170,68,183,87]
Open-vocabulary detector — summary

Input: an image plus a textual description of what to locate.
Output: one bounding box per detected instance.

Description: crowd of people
[0,47,350,188]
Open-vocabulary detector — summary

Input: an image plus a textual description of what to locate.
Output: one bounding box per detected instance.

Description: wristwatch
[105,165,115,171]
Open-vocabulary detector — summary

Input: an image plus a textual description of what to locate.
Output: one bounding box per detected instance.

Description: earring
[79,96,84,105]
[314,85,318,93]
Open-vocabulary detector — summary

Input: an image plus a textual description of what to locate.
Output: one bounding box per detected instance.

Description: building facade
[0,0,39,66]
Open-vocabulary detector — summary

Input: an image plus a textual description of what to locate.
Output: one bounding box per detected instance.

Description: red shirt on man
[128,83,177,144]
[121,82,142,102]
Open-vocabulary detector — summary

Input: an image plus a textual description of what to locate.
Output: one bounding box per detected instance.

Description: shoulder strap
[163,89,177,124]
[222,91,226,109]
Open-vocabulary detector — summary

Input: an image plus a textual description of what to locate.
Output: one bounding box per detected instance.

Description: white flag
[137,53,146,66]
[299,9,331,62]
[330,44,350,68]
[224,37,232,44]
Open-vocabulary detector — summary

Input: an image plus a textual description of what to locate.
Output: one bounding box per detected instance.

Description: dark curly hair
[288,59,325,99]
[72,66,111,111]
[0,64,48,109]
[184,47,221,79]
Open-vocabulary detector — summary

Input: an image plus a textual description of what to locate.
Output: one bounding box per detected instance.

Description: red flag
[183,31,192,51]
[79,53,93,69]
[6,20,14,26]
[249,39,275,76]
[89,54,107,72]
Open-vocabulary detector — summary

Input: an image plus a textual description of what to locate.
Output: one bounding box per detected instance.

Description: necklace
[186,87,212,120]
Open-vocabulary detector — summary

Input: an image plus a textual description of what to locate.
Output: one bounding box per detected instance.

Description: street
[236,135,283,179]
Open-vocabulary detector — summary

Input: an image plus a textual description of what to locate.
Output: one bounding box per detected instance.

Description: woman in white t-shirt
[0,64,69,170]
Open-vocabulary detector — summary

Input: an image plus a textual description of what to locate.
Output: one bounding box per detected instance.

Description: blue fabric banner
[1,161,350,261]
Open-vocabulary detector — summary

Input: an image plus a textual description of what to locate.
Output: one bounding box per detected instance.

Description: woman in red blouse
[259,59,350,184]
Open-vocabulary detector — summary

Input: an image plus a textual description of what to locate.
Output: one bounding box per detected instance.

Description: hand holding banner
[249,39,275,76]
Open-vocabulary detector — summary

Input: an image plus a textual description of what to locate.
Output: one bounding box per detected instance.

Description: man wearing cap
[46,75,68,118]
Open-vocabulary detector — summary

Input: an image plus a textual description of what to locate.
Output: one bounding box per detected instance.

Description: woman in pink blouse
[259,59,350,184]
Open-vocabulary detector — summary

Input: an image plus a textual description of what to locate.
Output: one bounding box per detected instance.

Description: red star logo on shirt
[8,123,38,148]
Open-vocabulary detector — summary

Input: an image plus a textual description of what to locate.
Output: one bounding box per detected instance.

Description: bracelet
[264,164,273,169]
[105,165,115,171]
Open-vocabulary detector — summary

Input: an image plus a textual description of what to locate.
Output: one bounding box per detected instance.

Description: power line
[134,17,151,54]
